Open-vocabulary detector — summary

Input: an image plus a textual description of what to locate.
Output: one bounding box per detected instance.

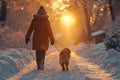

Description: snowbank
[76,42,120,79]
[0,48,35,80]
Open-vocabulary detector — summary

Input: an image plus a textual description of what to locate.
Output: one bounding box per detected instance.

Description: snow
[0,48,35,80]
[7,50,112,80]
[0,44,114,80]
[91,30,105,37]
[76,42,120,79]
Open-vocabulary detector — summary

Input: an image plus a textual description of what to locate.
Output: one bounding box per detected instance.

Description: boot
[36,50,45,70]
[38,61,44,70]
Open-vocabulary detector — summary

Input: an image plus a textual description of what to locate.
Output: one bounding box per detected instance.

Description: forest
[0,0,120,49]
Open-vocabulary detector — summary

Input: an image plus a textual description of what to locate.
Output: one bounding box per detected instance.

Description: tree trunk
[108,0,115,21]
[82,0,92,41]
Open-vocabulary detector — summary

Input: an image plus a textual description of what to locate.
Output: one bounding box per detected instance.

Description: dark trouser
[36,50,46,69]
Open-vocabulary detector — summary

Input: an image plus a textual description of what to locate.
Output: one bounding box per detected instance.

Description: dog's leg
[66,63,69,71]
[61,64,65,71]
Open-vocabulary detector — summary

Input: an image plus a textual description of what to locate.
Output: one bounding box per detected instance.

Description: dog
[59,48,71,71]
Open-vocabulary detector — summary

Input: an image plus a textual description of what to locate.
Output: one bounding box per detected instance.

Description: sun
[60,13,76,27]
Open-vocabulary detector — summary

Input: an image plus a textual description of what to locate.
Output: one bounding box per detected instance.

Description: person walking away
[25,6,55,70]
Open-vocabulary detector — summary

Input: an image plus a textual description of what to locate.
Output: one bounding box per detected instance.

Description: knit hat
[37,6,47,15]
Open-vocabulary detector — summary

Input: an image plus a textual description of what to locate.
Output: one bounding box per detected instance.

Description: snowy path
[7,51,113,80]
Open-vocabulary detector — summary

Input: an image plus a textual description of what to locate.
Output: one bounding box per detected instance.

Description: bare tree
[82,0,92,41]
[108,0,115,21]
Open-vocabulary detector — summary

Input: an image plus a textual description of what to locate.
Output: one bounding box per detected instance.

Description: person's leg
[40,50,46,69]
[36,50,46,70]
[36,50,41,69]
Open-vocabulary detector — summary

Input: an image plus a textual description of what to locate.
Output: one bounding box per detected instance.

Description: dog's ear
[66,48,71,54]
[60,51,64,55]
[68,49,71,54]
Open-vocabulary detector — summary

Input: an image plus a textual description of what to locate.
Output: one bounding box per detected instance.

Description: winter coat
[26,14,55,50]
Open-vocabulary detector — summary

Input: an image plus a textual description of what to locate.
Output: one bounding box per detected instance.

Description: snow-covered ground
[1,43,120,80]
[0,48,35,80]
[76,43,120,80]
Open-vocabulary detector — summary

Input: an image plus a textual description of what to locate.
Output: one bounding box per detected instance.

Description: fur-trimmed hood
[33,14,49,19]
[33,6,49,19]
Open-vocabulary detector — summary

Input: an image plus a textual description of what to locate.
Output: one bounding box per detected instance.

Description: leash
[54,45,61,52]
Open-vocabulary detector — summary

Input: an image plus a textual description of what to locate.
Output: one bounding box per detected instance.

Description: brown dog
[59,48,71,71]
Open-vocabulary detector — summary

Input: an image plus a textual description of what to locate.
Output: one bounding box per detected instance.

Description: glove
[25,37,30,44]
[51,40,55,45]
